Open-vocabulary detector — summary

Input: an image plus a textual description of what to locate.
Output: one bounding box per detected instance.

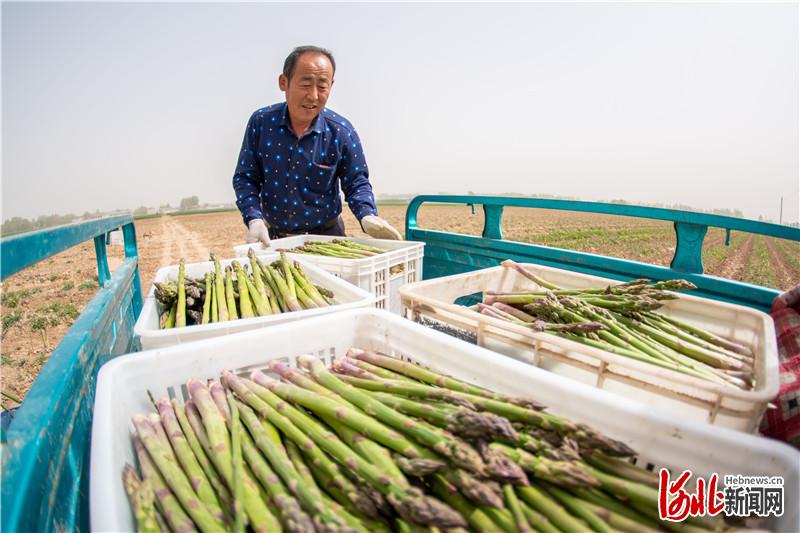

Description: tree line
[1,197,205,237]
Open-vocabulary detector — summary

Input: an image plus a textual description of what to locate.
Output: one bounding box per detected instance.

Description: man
[232,45,401,246]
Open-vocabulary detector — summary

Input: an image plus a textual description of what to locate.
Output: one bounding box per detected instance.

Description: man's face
[279,52,334,126]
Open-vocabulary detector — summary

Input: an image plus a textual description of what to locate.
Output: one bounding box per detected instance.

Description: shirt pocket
[306,162,337,194]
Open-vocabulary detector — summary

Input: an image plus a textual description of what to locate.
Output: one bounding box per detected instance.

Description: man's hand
[246,219,271,246]
[361,215,402,240]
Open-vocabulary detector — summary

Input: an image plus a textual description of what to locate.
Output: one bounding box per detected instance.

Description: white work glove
[246,219,271,247]
[360,215,402,240]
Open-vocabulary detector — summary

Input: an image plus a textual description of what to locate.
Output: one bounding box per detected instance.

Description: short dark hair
[283,46,336,80]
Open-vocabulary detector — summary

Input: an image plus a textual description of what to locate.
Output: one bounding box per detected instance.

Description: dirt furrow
[766,238,800,290]
[717,234,754,282]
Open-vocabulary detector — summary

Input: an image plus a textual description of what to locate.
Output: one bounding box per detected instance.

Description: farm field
[1,204,798,406]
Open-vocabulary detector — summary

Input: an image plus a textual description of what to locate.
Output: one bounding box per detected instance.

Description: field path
[158,216,175,268]
[717,234,753,282]
[164,217,209,262]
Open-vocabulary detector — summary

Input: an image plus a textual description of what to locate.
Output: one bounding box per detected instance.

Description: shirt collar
[279,103,325,136]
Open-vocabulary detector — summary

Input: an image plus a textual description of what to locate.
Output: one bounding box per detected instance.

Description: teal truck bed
[1,216,142,532]
[1,197,798,530]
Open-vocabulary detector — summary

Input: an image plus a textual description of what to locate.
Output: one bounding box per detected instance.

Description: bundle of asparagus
[278,238,408,277]
[154,250,334,329]
[122,349,746,532]
[477,260,755,390]
[281,239,385,259]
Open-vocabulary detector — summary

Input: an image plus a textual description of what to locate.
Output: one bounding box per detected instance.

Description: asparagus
[256,257,287,312]
[209,277,218,323]
[330,372,478,410]
[576,497,663,533]
[132,415,226,531]
[211,254,228,321]
[242,274,271,316]
[492,443,598,488]
[429,474,506,532]
[175,262,186,329]
[585,453,659,488]
[258,372,442,462]
[163,303,177,329]
[234,398,347,530]
[333,239,384,254]
[613,313,745,370]
[504,485,532,533]
[217,388,315,533]
[300,441,393,526]
[264,361,444,479]
[569,488,666,531]
[348,349,546,410]
[542,483,612,533]
[345,357,422,384]
[122,464,160,533]
[154,281,177,307]
[517,485,593,533]
[232,261,255,319]
[171,399,231,511]
[223,372,383,521]
[336,369,634,457]
[200,273,212,324]
[519,503,560,533]
[442,468,505,508]
[293,279,319,309]
[282,439,371,533]
[299,355,490,476]
[659,314,753,356]
[485,262,754,389]
[186,379,280,532]
[224,266,239,320]
[224,371,467,528]
[289,261,329,307]
[247,248,270,300]
[266,263,301,312]
[280,251,302,311]
[132,435,195,532]
[369,389,519,442]
[155,399,225,520]
[227,390,245,532]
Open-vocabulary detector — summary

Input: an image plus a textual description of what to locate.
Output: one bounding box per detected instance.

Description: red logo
[658,469,725,521]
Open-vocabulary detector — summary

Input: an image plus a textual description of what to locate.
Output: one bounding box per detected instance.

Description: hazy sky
[2,2,798,223]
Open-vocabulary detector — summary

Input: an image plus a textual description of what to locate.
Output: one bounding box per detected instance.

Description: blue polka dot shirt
[232,102,378,232]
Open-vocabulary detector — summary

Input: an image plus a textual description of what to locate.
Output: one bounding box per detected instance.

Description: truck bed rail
[405,195,800,312]
[1,216,142,532]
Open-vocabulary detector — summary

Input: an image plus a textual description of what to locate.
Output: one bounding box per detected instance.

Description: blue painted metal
[671,222,708,273]
[1,216,142,533]
[93,234,111,286]
[482,205,504,239]
[1,215,132,279]
[405,196,800,313]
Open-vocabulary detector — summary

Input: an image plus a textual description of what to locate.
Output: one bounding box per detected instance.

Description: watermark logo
[658,469,784,522]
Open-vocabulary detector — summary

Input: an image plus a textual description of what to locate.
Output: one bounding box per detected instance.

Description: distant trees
[133,206,150,216]
[1,217,35,236]
[1,213,78,237]
[179,196,200,211]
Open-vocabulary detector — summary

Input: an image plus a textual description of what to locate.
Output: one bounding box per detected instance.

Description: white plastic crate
[134,253,374,349]
[399,263,780,433]
[234,235,424,314]
[91,309,798,532]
